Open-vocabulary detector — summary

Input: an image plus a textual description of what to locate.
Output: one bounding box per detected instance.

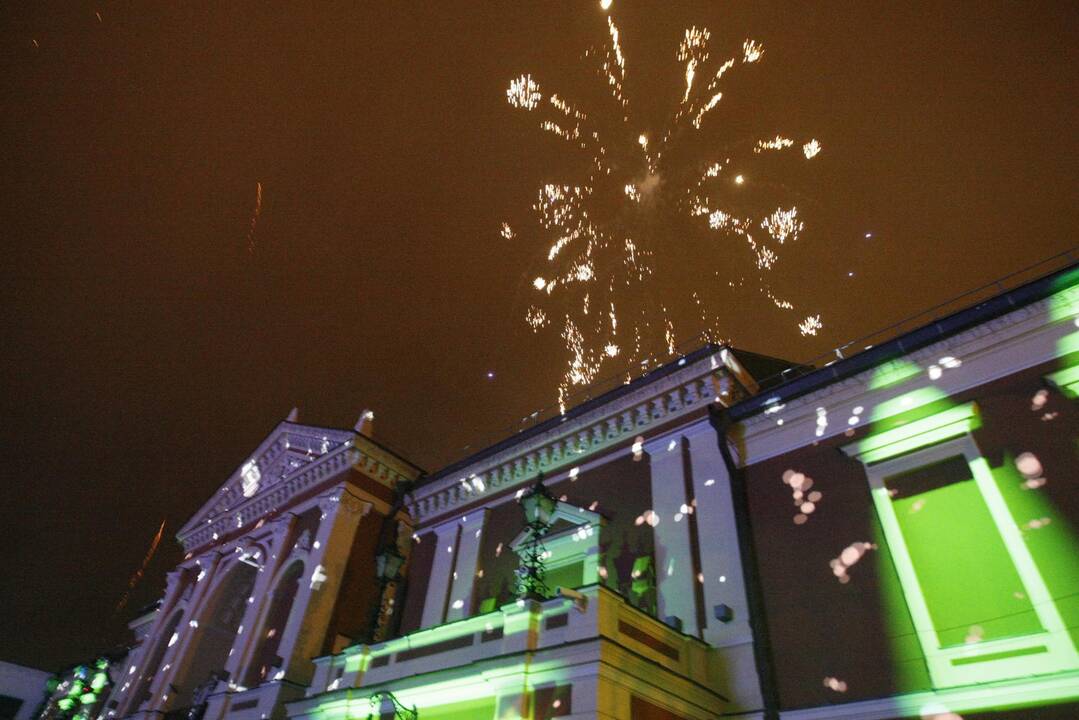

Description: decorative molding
[408,352,745,526]
[777,670,1079,720]
[1046,365,1079,398]
[178,425,416,552]
[734,291,1076,466]
[319,488,371,518]
[840,403,979,464]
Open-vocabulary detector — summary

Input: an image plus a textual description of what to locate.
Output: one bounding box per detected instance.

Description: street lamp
[365,690,417,720]
[375,544,405,584]
[516,473,558,600]
[368,543,405,643]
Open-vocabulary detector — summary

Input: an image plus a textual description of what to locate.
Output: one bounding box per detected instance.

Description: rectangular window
[844,403,1079,687]
[885,455,1043,648]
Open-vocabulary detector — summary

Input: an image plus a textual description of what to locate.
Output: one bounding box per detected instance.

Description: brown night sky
[1,2,1076,670]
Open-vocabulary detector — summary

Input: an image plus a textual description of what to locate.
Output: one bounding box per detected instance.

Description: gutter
[730,261,1079,422]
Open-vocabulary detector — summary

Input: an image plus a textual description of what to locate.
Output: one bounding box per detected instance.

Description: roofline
[426,343,728,484]
[728,260,1079,421]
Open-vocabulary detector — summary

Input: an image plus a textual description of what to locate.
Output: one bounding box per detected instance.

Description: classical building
[102,423,422,720]
[94,261,1079,720]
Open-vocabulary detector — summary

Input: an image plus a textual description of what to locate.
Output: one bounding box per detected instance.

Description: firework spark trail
[507,10,823,409]
[113,519,166,614]
[247,181,262,254]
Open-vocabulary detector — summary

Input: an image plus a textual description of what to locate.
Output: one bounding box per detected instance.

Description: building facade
[95,263,1079,720]
[102,422,422,720]
[0,661,51,720]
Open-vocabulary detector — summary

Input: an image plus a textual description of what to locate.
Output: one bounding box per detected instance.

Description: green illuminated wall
[743,358,1079,712]
[886,457,1042,647]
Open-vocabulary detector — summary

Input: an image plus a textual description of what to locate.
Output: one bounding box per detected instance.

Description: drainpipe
[708,405,781,720]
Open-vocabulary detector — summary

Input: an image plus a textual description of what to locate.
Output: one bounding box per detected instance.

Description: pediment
[177,421,356,542]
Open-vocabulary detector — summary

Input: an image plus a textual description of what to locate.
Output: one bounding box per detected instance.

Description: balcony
[291,584,727,719]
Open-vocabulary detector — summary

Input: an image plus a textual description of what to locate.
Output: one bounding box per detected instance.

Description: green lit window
[845,403,1079,688]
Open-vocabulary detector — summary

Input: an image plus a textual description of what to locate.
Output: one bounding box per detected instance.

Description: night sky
[2,2,1076,671]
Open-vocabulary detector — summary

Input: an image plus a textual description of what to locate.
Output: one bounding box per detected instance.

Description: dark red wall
[742,429,927,709]
[396,529,437,635]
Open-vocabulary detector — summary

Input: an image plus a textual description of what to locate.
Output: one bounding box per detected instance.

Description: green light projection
[886,456,1042,647]
[847,332,1079,704]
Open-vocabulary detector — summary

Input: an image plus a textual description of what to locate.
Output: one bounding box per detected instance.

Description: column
[419,519,460,628]
[112,567,189,717]
[684,423,752,647]
[685,421,762,714]
[444,510,488,621]
[142,549,227,711]
[277,487,369,685]
[221,513,297,685]
[645,434,698,636]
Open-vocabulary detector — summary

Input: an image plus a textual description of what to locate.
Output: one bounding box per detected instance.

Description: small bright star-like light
[734,174,745,184]
[533,277,547,290]
[486,371,495,379]
[600,0,612,9]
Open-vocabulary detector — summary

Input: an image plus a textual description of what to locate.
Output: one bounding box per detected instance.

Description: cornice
[734,292,1074,466]
[178,430,420,552]
[408,352,744,526]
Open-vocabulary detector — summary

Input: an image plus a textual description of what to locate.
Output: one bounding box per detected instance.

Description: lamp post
[516,473,558,600]
[365,690,417,720]
[368,543,405,643]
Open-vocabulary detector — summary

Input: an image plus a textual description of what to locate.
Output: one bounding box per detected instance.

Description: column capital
[318,488,370,517]
[270,512,297,532]
[680,419,719,441]
[643,433,683,456]
[195,549,222,567]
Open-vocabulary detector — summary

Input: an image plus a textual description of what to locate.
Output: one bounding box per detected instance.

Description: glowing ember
[506,11,823,405]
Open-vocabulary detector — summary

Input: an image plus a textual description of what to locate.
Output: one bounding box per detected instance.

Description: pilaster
[222,513,298,686]
[276,487,370,685]
[419,519,461,628]
[684,422,762,714]
[145,550,224,711]
[445,510,488,621]
[684,423,752,647]
[645,435,698,636]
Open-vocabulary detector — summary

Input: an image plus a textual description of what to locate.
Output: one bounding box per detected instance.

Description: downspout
[708,405,781,720]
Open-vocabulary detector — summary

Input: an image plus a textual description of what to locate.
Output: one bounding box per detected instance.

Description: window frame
[844,402,1079,687]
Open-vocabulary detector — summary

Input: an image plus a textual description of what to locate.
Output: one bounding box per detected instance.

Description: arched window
[243,562,304,686]
[167,561,258,708]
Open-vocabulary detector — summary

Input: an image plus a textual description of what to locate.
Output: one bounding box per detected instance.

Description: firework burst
[506,9,823,409]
